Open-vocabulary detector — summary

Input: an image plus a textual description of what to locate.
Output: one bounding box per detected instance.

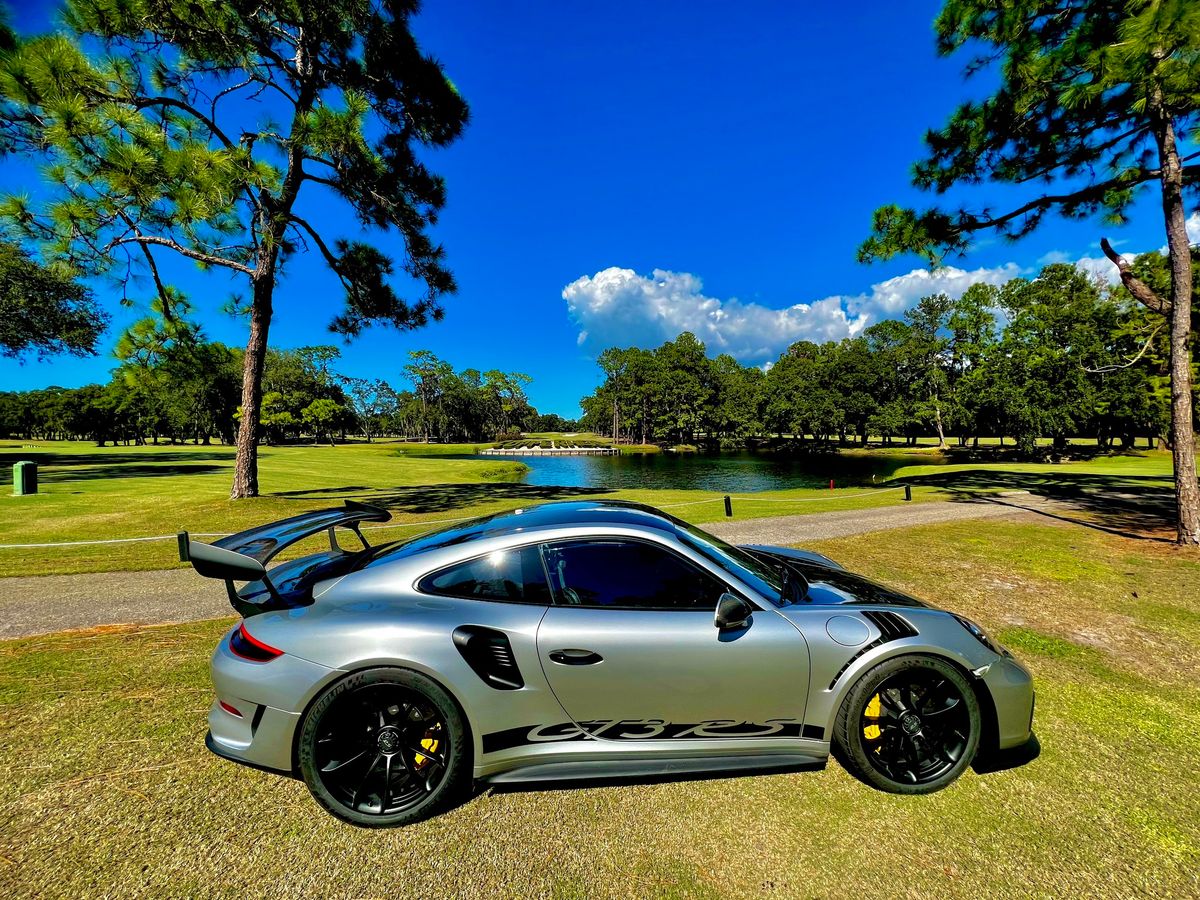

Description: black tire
[834,654,980,794]
[298,667,471,827]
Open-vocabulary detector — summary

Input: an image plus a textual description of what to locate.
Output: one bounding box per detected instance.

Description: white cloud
[565,216,1200,365]
[1070,211,1200,283]
[1038,250,1072,265]
[1073,253,1133,283]
[563,263,1019,364]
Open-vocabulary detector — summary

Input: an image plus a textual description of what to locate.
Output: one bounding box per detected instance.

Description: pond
[509,450,934,493]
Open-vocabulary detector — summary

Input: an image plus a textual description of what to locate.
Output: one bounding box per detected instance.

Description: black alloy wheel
[299,668,470,827]
[835,655,981,794]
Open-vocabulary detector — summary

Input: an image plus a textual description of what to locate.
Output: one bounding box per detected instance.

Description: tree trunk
[933,394,947,449]
[1155,114,1200,545]
[231,277,273,499]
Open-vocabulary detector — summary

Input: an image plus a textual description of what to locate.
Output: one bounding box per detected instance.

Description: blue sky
[0,1,1186,416]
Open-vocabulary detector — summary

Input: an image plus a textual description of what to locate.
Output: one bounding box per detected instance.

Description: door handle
[548,649,604,666]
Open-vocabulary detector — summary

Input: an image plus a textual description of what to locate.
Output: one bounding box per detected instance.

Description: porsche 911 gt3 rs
[180,499,1036,827]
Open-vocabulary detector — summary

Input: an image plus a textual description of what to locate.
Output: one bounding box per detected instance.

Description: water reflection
[508,450,930,493]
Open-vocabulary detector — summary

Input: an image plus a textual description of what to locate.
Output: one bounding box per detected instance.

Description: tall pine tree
[0,0,468,497]
[859,0,1200,545]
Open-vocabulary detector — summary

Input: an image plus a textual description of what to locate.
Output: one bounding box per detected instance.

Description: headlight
[952,614,1000,654]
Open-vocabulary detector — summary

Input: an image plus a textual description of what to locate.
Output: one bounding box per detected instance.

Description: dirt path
[704,496,1022,544]
[0,499,1027,640]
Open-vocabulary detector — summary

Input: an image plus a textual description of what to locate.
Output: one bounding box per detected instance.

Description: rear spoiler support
[178,533,282,606]
[177,500,391,612]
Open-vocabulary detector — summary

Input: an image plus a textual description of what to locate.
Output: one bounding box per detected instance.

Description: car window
[418,545,550,604]
[674,526,785,605]
[541,540,725,610]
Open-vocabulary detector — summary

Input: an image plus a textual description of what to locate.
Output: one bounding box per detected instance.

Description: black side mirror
[714,592,752,630]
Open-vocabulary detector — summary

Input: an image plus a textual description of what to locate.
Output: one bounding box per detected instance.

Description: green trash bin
[13,460,37,496]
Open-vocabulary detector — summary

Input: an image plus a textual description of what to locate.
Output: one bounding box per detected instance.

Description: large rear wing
[178,500,390,608]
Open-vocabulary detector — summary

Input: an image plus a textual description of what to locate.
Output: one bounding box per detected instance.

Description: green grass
[891,451,1174,484]
[1,517,1196,897]
[0,441,1177,577]
[0,440,945,576]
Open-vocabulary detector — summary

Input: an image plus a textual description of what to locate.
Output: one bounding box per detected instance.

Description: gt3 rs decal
[482,719,825,754]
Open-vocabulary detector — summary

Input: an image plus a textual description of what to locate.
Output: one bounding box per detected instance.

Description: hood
[744,546,928,608]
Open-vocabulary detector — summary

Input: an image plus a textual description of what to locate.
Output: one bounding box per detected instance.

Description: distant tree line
[0,328,573,445]
[582,260,1194,455]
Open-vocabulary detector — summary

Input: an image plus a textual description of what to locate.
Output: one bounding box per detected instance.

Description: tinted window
[675,525,784,604]
[542,540,725,610]
[419,546,550,604]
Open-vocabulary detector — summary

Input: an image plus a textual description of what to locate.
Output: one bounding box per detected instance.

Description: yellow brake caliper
[414,735,439,768]
[863,694,882,743]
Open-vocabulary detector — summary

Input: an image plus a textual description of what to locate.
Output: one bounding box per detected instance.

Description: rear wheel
[834,655,980,794]
[298,667,470,827]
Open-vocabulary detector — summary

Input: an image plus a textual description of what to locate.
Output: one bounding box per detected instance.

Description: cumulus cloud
[563,263,1019,364]
[1073,253,1132,283]
[565,214,1200,365]
[1064,213,1200,284]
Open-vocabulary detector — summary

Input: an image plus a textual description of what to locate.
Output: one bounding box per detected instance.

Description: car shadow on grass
[270,482,615,513]
[901,469,1180,542]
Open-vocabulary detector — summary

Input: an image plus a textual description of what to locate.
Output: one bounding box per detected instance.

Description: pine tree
[0,0,468,497]
[859,0,1200,544]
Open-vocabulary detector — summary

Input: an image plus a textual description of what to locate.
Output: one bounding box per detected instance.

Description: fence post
[904,484,912,502]
[723,495,733,517]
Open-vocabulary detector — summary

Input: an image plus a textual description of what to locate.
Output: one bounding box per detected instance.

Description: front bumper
[981,652,1035,749]
[207,626,341,774]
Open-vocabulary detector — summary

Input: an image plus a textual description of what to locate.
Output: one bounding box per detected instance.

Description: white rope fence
[0,486,911,550]
[0,515,480,549]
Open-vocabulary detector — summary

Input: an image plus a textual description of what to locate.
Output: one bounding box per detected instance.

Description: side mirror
[714,592,752,631]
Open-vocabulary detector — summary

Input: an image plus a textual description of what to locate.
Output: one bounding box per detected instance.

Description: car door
[535,537,810,742]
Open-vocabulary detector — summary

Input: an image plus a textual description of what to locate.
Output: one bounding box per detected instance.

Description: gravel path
[0,568,230,640]
[0,499,1025,640]
[704,497,1021,544]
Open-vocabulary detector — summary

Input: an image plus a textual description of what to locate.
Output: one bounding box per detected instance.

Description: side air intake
[861,610,918,641]
[452,626,524,690]
[827,611,919,690]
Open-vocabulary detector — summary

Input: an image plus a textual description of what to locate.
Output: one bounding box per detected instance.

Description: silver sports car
[180,499,1036,827]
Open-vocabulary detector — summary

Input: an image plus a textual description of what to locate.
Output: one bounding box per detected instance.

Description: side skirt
[481,752,827,788]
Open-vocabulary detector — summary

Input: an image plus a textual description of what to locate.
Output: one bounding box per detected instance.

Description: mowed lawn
[0,440,954,576]
[0,440,1176,576]
[1,517,1197,898]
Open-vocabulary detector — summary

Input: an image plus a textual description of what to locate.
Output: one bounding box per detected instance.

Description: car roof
[362,500,680,567]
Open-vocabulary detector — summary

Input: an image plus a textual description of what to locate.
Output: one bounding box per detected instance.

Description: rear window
[417,545,550,604]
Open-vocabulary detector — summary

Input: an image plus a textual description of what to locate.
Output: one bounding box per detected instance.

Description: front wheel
[834,655,980,794]
[298,667,471,827]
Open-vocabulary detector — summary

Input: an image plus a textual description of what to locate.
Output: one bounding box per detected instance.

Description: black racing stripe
[482,723,594,754]
[482,719,810,753]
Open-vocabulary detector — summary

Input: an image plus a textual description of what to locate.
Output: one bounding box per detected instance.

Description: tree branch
[301,171,342,191]
[966,169,1160,233]
[127,225,175,320]
[1100,237,1170,316]
[105,234,254,275]
[1084,322,1163,373]
[128,95,237,150]
[288,214,346,282]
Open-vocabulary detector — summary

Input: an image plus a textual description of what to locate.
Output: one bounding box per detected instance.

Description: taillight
[229,623,283,662]
[219,700,243,717]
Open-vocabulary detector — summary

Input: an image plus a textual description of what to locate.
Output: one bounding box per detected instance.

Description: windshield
[674,522,786,605]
